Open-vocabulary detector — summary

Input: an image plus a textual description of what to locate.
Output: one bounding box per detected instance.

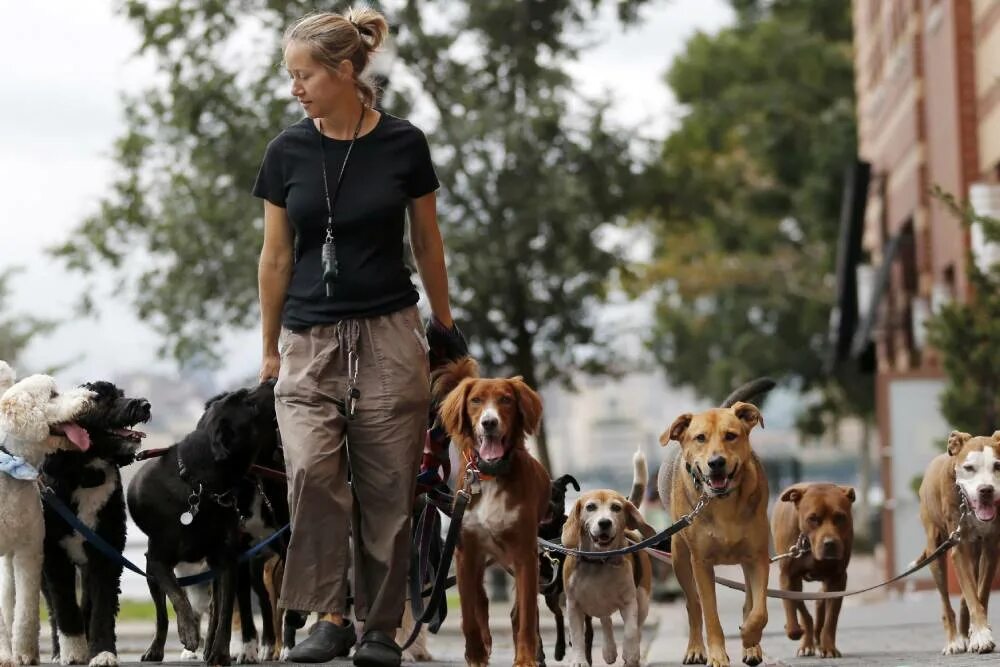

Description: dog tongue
[973,502,997,522]
[709,476,728,490]
[479,436,505,462]
[60,423,91,451]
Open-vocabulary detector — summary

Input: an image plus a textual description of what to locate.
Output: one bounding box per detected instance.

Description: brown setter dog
[436,358,550,667]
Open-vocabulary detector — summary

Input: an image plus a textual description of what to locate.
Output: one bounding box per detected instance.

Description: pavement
[75,555,1000,667]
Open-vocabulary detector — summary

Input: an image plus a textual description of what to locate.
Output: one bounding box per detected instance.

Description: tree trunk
[534,414,553,475]
[856,417,873,544]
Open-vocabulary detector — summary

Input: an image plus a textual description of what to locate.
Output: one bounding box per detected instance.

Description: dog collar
[0,437,39,481]
[473,449,513,477]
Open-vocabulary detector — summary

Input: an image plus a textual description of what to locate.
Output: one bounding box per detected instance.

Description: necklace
[318,106,366,297]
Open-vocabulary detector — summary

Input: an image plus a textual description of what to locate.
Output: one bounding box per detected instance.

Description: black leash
[537,492,710,560]
[399,484,472,650]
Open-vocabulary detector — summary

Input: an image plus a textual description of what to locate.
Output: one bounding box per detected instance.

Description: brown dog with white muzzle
[919,430,1000,656]
[771,482,855,658]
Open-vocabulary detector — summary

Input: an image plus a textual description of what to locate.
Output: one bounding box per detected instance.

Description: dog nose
[480,415,498,431]
[597,518,612,530]
[978,485,995,499]
[707,455,727,472]
[821,537,839,557]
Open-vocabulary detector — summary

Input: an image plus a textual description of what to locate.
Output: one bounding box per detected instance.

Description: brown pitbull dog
[657,403,770,667]
[771,483,855,658]
[919,430,1000,656]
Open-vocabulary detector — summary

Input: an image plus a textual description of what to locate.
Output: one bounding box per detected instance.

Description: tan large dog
[919,430,1000,655]
[657,403,769,667]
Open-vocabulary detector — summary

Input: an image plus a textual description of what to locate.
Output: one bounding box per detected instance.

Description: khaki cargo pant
[274,305,430,632]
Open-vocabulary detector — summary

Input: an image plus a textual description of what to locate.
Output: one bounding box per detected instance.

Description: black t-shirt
[253,112,439,330]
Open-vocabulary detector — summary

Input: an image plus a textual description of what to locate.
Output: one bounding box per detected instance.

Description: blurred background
[1,0,999,599]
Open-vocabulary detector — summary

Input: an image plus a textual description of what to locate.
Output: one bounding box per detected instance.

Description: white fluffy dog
[0,362,95,666]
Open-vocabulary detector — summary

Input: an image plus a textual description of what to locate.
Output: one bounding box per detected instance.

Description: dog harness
[0,436,39,481]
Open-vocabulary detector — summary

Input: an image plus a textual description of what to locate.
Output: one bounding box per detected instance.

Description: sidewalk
[97,556,995,665]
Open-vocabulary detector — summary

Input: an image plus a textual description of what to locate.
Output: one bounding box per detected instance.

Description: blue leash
[40,487,290,587]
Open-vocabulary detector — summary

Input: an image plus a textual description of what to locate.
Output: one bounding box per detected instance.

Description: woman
[254,7,459,666]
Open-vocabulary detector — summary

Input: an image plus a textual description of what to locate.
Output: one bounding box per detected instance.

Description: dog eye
[694,434,707,443]
[499,395,513,404]
[610,504,622,513]
[964,464,976,472]
[470,397,482,405]
[585,503,597,512]
[807,515,820,525]
[724,432,737,441]
[50,390,59,399]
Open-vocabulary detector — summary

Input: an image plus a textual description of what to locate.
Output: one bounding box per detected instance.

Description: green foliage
[925,188,1000,435]
[0,268,58,368]
[633,0,869,425]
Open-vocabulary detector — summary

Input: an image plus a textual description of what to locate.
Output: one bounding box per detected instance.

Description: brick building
[850,0,1000,580]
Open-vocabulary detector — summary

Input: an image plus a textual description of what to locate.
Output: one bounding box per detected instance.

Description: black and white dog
[127,381,275,666]
[40,381,151,667]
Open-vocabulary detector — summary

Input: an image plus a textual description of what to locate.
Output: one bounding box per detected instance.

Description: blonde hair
[283,6,389,108]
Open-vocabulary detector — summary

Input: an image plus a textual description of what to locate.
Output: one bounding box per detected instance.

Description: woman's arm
[258,200,293,381]
[408,191,454,328]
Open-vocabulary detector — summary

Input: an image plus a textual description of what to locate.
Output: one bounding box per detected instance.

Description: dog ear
[625,501,657,539]
[947,431,972,456]
[780,485,806,505]
[841,486,857,503]
[561,498,584,549]
[732,402,764,431]
[992,431,1000,444]
[662,413,692,445]
[509,377,543,436]
[0,390,45,438]
[438,378,475,442]
[209,418,235,461]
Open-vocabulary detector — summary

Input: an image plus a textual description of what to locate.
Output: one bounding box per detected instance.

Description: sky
[0,0,734,387]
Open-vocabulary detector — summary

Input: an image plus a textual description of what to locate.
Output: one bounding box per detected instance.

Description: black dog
[127,381,275,665]
[536,473,582,664]
[40,381,151,667]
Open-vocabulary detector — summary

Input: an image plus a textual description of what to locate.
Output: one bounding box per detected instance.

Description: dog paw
[402,647,433,662]
[818,643,841,658]
[742,645,762,666]
[58,635,88,666]
[796,641,816,657]
[140,646,164,663]
[204,649,232,666]
[278,647,291,662]
[682,643,707,664]
[88,652,118,667]
[705,646,730,667]
[233,639,259,664]
[602,644,618,665]
[969,626,995,654]
[177,621,200,652]
[14,654,38,666]
[785,624,803,641]
[178,649,200,661]
[942,637,968,655]
[259,645,275,662]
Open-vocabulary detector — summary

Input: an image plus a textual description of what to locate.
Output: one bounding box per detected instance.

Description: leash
[770,533,810,563]
[537,492,710,560]
[39,485,290,587]
[400,469,476,650]
[645,517,963,601]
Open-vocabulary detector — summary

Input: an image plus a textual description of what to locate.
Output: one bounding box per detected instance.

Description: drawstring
[335,320,362,419]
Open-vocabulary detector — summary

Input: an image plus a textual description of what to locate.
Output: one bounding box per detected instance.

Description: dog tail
[0,361,15,395]
[720,377,776,408]
[430,356,479,405]
[628,448,648,507]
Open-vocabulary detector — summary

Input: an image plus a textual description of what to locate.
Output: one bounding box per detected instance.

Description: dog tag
[346,386,361,419]
[179,511,194,526]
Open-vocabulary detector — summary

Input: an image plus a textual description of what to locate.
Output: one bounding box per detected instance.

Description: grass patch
[42,600,175,622]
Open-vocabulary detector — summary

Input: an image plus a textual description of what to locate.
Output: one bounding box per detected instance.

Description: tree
[51,0,649,472]
[0,268,58,369]
[926,190,1000,435]
[632,0,875,534]
[634,0,857,403]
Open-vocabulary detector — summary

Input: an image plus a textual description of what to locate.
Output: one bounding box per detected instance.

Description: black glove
[426,317,469,369]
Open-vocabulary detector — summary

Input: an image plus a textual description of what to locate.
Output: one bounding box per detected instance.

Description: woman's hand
[260,353,281,383]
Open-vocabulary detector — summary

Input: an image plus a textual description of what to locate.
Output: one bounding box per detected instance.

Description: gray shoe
[287,620,356,663]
